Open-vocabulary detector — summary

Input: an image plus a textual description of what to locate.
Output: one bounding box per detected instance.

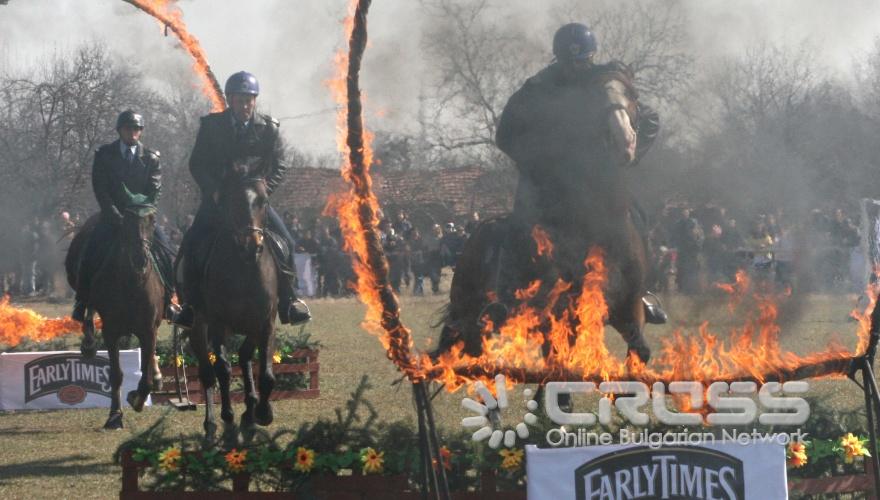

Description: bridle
[122,204,156,278]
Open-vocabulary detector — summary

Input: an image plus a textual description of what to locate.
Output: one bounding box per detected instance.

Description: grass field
[0,288,873,499]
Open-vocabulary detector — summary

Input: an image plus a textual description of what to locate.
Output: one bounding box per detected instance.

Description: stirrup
[643,291,668,325]
[281,298,311,325]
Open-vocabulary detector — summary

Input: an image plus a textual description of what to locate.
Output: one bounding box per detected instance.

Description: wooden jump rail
[150,349,320,404]
[120,450,524,499]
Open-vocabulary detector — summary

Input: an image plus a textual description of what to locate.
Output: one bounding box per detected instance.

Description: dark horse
[65,199,164,429]
[436,69,652,364]
[184,164,279,439]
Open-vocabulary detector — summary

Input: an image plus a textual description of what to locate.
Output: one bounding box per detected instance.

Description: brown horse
[65,202,164,429]
[436,69,652,364]
[186,164,278,440]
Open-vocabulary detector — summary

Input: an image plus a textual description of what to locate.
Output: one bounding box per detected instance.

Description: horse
[65,198,164,429]
[184,164,279,440]
[435,67,652,365]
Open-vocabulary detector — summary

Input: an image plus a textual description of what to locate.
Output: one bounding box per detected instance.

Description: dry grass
[0,291,872,499]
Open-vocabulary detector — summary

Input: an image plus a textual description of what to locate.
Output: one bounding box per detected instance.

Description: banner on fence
[0,349,148,410]
[526,442,787,500]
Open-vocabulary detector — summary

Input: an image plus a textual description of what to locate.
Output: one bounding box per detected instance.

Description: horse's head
[601,78,639,166]
[120,187,157,277]
[218,161,268,262]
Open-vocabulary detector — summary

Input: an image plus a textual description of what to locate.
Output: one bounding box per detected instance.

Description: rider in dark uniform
[496,23,667,324]
[173,71,311,328]
[72,110,176,322]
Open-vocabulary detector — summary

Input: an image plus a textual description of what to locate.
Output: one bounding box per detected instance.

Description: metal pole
[422,383,451,500]
[861,360,880,495]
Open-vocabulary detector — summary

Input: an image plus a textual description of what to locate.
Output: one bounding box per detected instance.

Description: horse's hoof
[240,410,255,430]
[204,422,217,442]
[104,412,124,430]
[254,402,273,426]
[221,408,234,424]
[627,344,651,364]
[80,337,98,360]
[126,391,145,412]
[222,423,240,448]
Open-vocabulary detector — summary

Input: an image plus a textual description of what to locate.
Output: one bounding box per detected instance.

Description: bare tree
[420,0,544,166]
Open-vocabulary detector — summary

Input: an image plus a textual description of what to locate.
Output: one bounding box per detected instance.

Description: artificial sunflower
[208,352,217,365]
[273,351,283,364]
[360,447,385,474]
[499,448,524,472]
[158,446,182,472]
[225,448,248,473]
[294,446,315,473]
[840,433,871,464]
[787,441,808,468]
[174,355,183,368]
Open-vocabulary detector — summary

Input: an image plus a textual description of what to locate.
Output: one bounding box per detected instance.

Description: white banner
[526,442,787,500]
[0,349,149,410]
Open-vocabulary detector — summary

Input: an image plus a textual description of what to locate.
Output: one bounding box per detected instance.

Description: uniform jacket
[189,108,288,200]
[92,139,161,221]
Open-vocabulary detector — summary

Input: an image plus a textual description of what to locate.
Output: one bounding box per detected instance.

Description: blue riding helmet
[552,23,597,62]
[224,71,260,98]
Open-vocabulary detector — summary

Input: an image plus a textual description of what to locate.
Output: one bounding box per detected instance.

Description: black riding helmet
[116,110,145,130]
[552,23,598,63]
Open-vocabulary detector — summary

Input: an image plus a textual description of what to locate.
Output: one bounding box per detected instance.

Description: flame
[0,296,80,347]
[421,252,861,390]
[123,0,225,111]
[325,0,874,392]
[531,225,554,259]
[324,0,419,379]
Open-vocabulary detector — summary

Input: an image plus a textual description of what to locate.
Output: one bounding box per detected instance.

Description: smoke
[2,0,879,156]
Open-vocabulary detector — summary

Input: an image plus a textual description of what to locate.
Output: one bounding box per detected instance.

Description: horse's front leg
[126,325,156,412]
[254,323,276,426]
[211,329,234,425]
[103,332,124,430]
[238,336,258,430]
[190,320,217,440]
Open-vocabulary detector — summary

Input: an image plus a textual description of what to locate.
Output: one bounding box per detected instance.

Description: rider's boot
[173,304,194,329]
[278,272,311,325]
[643,291,668,324]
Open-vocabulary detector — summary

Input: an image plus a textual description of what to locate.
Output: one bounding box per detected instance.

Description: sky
[3,0,880,156]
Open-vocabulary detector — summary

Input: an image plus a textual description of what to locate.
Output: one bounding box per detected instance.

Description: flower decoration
[432,446,452,471]
[273,351,283,364]
[158,446,182,472]
[499,448,524,472]
[225,448,248,473]
[208,352,217,365]
[174,355,183,368]
[294,446,315,473]
[360,447,384,474]
[840,433,871,464]
[787,441,808,468]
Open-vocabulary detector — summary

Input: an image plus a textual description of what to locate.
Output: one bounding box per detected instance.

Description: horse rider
[173,71,311,328]
[72,110,177,323]
[496,22,667,324]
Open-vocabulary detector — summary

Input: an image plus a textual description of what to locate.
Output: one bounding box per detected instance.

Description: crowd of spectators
[281,209,477,297]
[647,201,865,294]
[2,201,869,300]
